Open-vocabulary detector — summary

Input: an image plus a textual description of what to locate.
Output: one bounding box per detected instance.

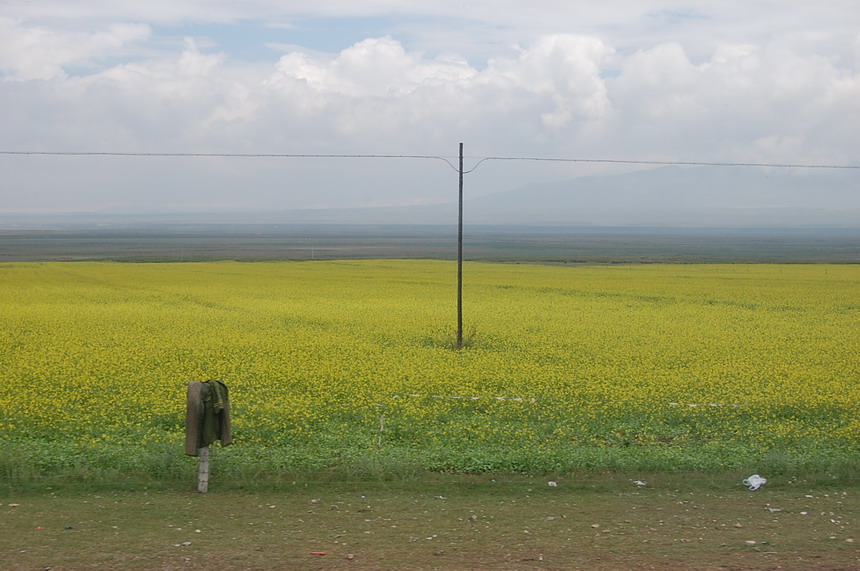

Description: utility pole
[457,142,464,350]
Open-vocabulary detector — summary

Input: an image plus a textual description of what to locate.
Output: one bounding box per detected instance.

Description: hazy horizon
[2,166,857,230]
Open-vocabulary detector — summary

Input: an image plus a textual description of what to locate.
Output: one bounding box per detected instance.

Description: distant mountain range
[240,165,860,227]
[461,165,860,227]
[3,166,858,228]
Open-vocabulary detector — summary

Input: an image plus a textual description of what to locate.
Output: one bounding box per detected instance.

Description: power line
[1,150,858,173]
[464,156,860,173]
[0,150,461,172]
[0,150,449,160]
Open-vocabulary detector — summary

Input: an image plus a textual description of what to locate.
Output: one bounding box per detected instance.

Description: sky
[1,1,859,218]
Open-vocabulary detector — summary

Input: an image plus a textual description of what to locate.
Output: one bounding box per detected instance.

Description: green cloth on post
[200,379,232,449]
[185,379,233,456]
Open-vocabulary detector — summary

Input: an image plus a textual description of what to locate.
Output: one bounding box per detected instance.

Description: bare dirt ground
[2,474,858,570]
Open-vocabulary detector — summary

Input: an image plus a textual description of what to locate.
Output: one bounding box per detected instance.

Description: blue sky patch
[155,16,402,62]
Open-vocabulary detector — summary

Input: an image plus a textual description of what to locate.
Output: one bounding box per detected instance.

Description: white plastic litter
[743,474,767,490]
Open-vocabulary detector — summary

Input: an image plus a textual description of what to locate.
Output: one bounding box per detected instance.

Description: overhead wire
[0,150,461,172]
[2,150,858,174]
[462,156,860,174]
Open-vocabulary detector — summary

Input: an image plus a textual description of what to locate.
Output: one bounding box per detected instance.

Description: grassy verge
[2,438,860,493]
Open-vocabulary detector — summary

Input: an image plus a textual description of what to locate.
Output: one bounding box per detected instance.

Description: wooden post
[457,142,464,350]
[197,446,210,493]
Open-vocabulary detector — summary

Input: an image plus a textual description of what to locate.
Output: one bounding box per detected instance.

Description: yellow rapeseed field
[1,260,858,474]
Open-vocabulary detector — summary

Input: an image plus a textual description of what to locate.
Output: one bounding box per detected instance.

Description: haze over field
[1,1,858,227]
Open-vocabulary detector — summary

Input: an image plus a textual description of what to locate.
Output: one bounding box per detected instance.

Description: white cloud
[484,35,612,128]
[0,17,151,81]
[266,37,476,98]
[604,39,860,164]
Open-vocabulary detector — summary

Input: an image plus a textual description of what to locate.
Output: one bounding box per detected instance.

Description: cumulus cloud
[606,40,860,163]
[265,36,475,98]
[0,17,151,81]
[254,34,613,150]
